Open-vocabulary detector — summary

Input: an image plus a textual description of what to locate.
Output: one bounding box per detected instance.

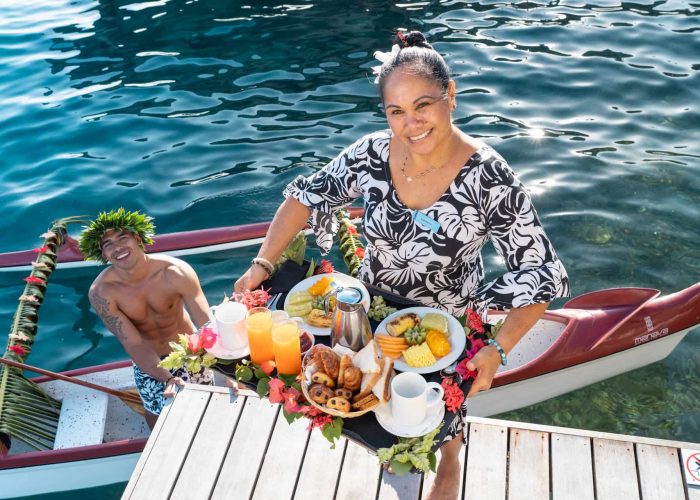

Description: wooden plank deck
[123,385,700,500]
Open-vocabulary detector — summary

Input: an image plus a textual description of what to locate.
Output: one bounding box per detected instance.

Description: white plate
[283,272,370,336]
[374,307,466,374]
[205,322,250,360]
[374,400,445,438]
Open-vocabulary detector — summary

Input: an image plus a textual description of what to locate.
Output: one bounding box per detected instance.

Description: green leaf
[256,377,270,398]
[428,452,437,472]
[389,459,413,477]
[282,408,303,424]
[305,258,316,278]
[235,365,253,382]
[253,367,266,380]
[321,417,344,448]
[278,373,298,387]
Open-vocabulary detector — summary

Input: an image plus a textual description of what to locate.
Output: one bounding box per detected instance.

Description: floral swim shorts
[132,361,215,415]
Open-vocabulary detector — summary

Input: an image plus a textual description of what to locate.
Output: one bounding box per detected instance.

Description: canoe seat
[53,388,109,449]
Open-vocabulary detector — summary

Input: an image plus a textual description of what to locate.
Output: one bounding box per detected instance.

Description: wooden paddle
[0,357,145,416]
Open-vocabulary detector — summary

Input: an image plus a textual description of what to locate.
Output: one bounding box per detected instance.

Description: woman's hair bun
[393,30,433,50]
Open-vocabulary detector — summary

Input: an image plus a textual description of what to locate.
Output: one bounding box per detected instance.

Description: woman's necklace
[400,152,447,183]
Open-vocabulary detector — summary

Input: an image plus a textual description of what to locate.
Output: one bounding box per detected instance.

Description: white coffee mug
[209,302,248,351]
[390,372,444,427]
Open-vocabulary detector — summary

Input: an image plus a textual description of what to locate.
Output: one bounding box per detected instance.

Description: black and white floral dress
[284,130,569,439]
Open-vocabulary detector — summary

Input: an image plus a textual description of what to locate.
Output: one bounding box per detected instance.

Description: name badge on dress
[412,211,441,233]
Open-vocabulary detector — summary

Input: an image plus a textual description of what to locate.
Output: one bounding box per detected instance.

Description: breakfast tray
[215,261,474,455]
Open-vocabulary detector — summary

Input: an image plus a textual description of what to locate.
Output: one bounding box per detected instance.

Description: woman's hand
[234,264,269,295]
[465,346,502,398]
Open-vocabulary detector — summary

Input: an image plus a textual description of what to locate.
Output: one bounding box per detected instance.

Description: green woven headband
[79,208,155,263]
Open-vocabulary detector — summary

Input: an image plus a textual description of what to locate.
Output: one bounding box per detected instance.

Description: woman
[235,31,569,499]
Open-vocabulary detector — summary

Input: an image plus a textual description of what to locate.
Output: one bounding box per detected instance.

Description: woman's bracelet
[251,257,275,277]
[487,339,507,366]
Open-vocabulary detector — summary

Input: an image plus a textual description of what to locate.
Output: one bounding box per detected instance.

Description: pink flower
[33,246,49,254]
[282,387,303,414]
[268,378,286,405]
[354,247,365,259]
[232,287,271,310]
[260,360,276,376]
[19,295,39,303]
[466,338,487,359]
[199,327,217,350]
[186,333,203,353]
[24,276,45,285]
[456,358,477,381]
[8,345,26,356]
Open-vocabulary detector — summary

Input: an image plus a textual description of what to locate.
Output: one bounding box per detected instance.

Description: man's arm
[89,284,173,383]
[167,259,210,328]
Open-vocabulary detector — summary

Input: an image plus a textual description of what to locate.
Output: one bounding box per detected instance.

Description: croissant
[313,347,340,380]
[342,366,362,392]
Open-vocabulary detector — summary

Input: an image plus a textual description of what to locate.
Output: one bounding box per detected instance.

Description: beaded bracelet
[487,339,507,366]
[251,257,274,277]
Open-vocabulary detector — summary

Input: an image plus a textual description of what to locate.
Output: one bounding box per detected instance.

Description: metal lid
[336,287,363,305]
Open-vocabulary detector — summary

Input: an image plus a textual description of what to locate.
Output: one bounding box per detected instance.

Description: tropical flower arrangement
[159,327,219,376]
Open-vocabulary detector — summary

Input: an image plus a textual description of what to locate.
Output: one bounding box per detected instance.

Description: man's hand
[163,376,185,398]
[234,264,268,295]
[466,346,502,398]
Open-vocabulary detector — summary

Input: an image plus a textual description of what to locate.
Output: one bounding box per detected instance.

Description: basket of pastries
[301,340,394,418]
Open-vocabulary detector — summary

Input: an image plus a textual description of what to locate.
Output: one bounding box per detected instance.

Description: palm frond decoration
[1,216,85,451]
[336,209,365,277]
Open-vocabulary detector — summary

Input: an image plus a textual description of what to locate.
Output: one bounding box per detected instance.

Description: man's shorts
[132,361,215,415]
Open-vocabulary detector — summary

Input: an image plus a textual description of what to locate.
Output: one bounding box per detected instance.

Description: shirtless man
[79,209,210,428]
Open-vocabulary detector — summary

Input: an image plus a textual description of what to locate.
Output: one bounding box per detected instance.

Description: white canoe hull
[469,326,691,417]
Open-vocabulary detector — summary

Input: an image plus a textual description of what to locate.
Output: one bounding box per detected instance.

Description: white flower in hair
[371,44,401,83]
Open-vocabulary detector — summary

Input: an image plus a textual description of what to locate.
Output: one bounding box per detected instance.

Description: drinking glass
[271,320,302,375]
[246,307,274,364]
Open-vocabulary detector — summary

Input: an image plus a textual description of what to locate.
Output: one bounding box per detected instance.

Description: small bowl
[299,329,315,354]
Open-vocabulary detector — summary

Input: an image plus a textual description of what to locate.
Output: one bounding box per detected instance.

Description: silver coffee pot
[324,286,372,351]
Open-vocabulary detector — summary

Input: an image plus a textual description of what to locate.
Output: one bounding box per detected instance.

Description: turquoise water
[1,0,698,496]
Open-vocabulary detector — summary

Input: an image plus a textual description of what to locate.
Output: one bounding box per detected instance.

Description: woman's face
[383,69,456,156]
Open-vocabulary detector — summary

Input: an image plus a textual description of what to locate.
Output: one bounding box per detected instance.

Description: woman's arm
[466,301,549,397]
[234,197,311,293]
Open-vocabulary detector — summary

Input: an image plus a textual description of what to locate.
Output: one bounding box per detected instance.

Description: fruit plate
[374,307,466,374]
[283,272,370,336]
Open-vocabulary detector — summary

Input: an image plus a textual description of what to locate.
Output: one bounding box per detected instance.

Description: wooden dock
[122,384,700,500]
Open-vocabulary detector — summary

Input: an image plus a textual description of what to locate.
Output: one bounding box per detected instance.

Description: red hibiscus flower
[199,327,217,350]
[33,246,49,253]
[315,259,335,275]
[268,378,286,405]
[24,276,46,285]
[186,333,203,353]
[260,360,276,376]
[441,378,465,413]
[8,345,26,356]
[456,358,477,381]
[346,225,358,235]
[466,309,485,334]
[354,247,365,259]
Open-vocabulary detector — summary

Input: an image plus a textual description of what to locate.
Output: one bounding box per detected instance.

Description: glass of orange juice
[271,320,302,376]
[246,307,274,364]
